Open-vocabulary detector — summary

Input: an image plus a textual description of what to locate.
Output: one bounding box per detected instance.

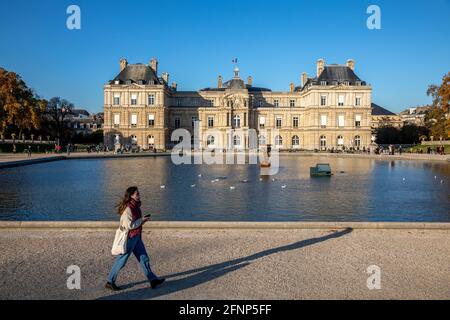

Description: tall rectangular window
[259,116,265,128]
[338,95,345,106]
[274,99,279,107]
[355,97,361,106]
[131,114,137,127]
[320,95,327,106]
[209,99,214,107]
[191,116,198,128]
[276,116,282,128]
[148,114,155,127]
[131,94,138,105]
[226,113,230,126]
[244,113,247,127]
[113,93,120,105]
[208,116,214,128]
[290,99,295,107]
[148,94,155,105]
[320,114,327,128]
[114,114,120,127]
[175,116,181,129]
[293,116,299,128]
[338,115,345,127]
[355,115,362,127]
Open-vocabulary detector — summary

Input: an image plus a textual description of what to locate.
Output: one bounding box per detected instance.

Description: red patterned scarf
[127,198,143,238]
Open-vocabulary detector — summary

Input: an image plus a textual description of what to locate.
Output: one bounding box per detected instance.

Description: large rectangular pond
[0,155,449,222]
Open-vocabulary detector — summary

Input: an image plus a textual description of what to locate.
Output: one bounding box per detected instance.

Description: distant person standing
[106,186,165,291]
[12,144,16,154]
[27,145,32,157]
[399,145,403,155]
[66,144,71,156]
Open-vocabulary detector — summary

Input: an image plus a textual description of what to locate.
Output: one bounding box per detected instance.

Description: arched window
[233,135,241,146]
[258,135,266,146]
[320,135,326,148]
[354,135,361,147]
[292,135,300,147]
[131,135,138,144]
[233,115,241,128]
[207,135,215,146]
[337,135,344,146]
[275,135,283,146]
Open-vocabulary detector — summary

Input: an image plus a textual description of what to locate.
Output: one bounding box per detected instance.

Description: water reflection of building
[104,58,396,151]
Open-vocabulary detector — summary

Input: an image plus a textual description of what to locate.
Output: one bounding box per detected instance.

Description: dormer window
[126,80,132,85]
[355,81,361,86]
[320,81,327,86]
[344,81,350,86]
[273,99,279,107]
[114,80,120,85]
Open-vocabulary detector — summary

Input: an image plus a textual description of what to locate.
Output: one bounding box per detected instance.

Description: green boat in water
[310,163,333,177]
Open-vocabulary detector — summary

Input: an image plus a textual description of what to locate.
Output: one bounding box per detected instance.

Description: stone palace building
[103,58,393,151]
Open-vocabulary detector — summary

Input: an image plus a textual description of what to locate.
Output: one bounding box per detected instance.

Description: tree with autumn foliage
[426,72,450,139]
[0,67,46,137]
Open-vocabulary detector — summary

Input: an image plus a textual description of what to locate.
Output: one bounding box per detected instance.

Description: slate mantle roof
[109,64,163,85]
[371,103,396,116]
[296,65,367,91]
[201,79,271,92]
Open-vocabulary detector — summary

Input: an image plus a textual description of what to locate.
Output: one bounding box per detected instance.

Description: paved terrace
[0,222,449,300]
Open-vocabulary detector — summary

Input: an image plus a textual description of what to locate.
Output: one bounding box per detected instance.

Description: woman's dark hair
[117,186,138,215]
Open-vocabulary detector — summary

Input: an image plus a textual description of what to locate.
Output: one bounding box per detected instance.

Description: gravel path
[0,228,449,299]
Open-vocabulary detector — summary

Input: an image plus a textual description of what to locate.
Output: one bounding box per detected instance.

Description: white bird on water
[230,186,235,190]
[198,174,202,177]
[434,176,437,179]
[281,185,287,189]
[191,184,196,188]
[160,185,166,189]
[402,178,406,181]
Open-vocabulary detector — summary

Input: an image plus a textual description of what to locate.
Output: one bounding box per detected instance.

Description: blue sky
[0,0,449,113]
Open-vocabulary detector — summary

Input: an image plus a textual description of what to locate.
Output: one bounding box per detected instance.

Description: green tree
[375,125,400,144]
[399,124,429,144]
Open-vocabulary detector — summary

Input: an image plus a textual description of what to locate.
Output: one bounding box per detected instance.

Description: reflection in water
[0,156,448,222]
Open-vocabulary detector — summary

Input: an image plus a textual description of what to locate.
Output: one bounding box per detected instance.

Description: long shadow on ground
[98,228,353,300]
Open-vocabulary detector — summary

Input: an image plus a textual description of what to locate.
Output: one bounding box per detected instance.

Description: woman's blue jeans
[107,234,158,284]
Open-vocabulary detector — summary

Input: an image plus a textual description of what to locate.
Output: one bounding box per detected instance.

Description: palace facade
[104,58,381,151]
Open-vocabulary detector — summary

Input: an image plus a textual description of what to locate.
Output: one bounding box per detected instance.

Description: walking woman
[106,186,165,291]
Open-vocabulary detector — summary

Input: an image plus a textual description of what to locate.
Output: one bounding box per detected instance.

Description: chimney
[316,59,325,77]
[218,75,223,88]
[347,59,355,71]
[247,76,253,86]
[301,72,308,87]
[161,72,169,84]
[171,82,177,91]
[150,58,158,75]
[289,82,295,93]
[119,58,128,72]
